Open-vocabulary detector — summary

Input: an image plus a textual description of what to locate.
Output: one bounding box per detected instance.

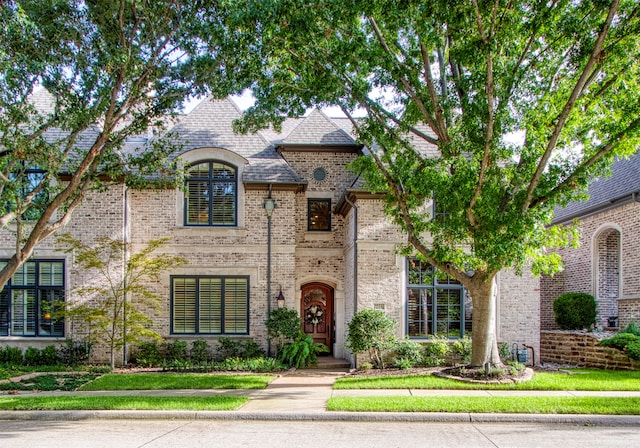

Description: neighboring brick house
[541,153,640,331]
[0,96,540,365]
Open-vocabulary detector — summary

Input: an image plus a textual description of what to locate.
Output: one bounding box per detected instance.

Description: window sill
[305,231,333,241]
[172,226,248,237]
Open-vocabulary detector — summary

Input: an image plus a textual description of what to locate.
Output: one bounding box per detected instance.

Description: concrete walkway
[2,364,640,425]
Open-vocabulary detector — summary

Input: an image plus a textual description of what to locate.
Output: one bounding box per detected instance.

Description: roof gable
[279,109,358,148]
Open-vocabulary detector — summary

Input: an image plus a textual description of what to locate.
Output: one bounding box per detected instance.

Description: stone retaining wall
[541,330,639,370]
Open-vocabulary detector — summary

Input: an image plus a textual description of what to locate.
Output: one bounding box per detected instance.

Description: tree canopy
[214,0,640,365]
[0,0,244,289]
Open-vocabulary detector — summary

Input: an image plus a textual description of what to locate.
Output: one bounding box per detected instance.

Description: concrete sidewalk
[1,365,640,425]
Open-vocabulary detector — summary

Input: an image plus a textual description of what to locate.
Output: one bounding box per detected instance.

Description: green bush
[57,338,92,366]
[345,308,397,369]
[599,333,640,351]
[452,336,472,364]
[135,341,163,367]
[423,336,451,366]
[165,340,188,363]
[393,339,423,368]
[626,340,640,361]
[553,292,597,330]
[40,345,59,365]
[0,346,23,365]
[620,322,640,336]
[215,337,265,360]
[498,342,511,361]
[266,308,302,355]
[24,347,40,366]
[190,339,211,364]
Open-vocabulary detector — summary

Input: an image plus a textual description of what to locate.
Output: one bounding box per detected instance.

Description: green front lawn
[78,373,275,391]
[327,396,640,414]
[0,395,248,411]
[335,369,640,391]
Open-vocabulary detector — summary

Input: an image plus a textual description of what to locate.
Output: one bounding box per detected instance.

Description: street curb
[0,410,638,426]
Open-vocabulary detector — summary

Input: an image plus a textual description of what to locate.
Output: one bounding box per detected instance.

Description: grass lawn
[0,395,248,411]
[334,369,640,391]
[327,396,640,414]
[78,373,275,391]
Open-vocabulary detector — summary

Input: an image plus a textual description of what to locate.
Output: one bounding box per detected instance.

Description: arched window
[184,160,237,226]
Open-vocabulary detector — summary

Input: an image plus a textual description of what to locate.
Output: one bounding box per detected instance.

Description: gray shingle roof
[280,109,357,146]
[553,152,640,223]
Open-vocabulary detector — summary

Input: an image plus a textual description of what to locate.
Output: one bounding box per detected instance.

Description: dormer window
[184,160,237,226]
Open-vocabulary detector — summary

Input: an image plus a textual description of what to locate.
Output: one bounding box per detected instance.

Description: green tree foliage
[553,292,597,330]
[212,0,640,366]
[345,308,397,369]
[57,234,187,368]
[0,0,244,291]
[266,307,302,356]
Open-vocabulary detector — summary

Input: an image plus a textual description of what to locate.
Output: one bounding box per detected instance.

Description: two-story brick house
[0,96,541,365]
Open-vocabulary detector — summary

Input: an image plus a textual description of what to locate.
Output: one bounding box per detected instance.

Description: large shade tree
[216,0,640,366]
[0,0,242,290]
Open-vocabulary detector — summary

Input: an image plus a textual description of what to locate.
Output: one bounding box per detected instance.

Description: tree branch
[523,0,620,211]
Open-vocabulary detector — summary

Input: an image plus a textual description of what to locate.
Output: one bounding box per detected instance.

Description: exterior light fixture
[264,197,276,218]
[277,288,285,309]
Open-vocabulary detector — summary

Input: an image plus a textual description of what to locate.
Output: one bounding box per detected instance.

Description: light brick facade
[541,201,640,332]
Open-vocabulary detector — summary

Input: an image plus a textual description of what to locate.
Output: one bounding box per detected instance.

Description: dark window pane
[172,276,248,335]
[185,161,237,227]
[308,199,331,231]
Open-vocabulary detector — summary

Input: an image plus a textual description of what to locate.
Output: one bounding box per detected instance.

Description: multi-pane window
[308,198,331,231]
[171,276,249,335]
[0,260,65,337]
[184,160,237,226]
[6,165,49,221]
[407,259,471,338]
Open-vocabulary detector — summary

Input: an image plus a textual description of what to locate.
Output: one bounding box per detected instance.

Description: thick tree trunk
[468,274,503,367]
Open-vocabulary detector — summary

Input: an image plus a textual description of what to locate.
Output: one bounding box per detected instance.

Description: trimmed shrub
[24,347,41,366]
[57,339,92,366]
[452,336,472,364]
[0,346,24,365]
[40,345,59,365]
[621,322,640,337]
[165,340,188,363]
[345,308,397,369]
[626,340,640,361]
[190,339,211,364]
[393,339,423,368]
[553,292,597,330]
[135,341,163,367]
[423,336,451,366]
[215,337,265,360]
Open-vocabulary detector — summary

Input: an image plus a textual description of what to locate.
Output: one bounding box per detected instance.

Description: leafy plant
[57,235,185,368]
[279,330,328,368]
[453,336,472,364]
[393,339,423,368]
[215,337,265,360]
[599,333,640,351]
[423,336,451,367]
[620,322,640,337]
[190,340,211,364]
[626,340,640,361]
[498,342,511,361]
[135,341,163,367]
[57,338,93,366]
[165,340,188,363]
[345,309,397,369]
[553,292,597,330]
[0,346,23,365]
[266,308,302,356]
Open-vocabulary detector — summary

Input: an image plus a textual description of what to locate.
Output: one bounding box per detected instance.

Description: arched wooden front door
[300,283,333,354]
